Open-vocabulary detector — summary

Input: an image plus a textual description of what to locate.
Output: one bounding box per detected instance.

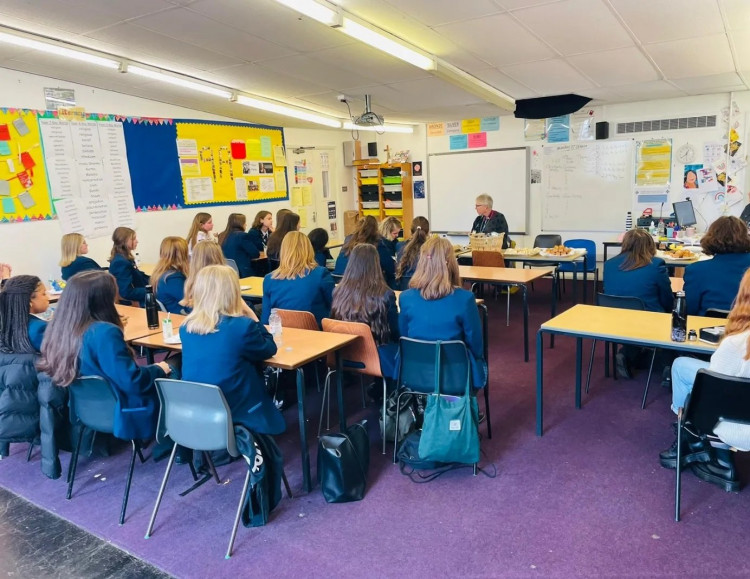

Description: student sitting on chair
[308,227,333,268]
[603,228,672,379]
[185,212,216,257]
[399,237,487,389]
[266,212,300,270]
[38,270,172,441]
[396,216,429,289]
[0,275,49,353]
[180,265,283,434]
[334,215,397,288]
[261,231,334,328]
[247,210,273,254]
[378,216,402,258]
[684,216,750,316]
[60,233,101,281]
[180,241,225,312]
[108,227,150,307]
[331,244,400,380]
[151,237,190,315]
[218,213,260,278]
[659,268,750,491]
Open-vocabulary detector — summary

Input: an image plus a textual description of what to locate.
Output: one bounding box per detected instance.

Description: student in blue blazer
[218,213,260,278]
[151,236,189,314]
[266,212,300,271]
[683,216,750,315]
[180,265,283,434]
[334,216,396,287]
[396,216,429,290]
[308,227,333,268]
[379,216,402,258]
[60,234,101,281]
[604,228,673,378]
[0,275,50,353]
[262,231,334,328]
[247,210,273,253]
[399,237,487,389]
[38,271,173,441]
[108,227,150,306]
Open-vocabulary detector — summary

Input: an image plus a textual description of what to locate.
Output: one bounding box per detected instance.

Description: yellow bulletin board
[0,109,54,223]
[175,121,288,206]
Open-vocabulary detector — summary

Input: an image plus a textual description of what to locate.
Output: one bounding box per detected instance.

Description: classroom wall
[0,67,427,279]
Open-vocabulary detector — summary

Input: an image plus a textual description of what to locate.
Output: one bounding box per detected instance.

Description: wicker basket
[469,232,505,252]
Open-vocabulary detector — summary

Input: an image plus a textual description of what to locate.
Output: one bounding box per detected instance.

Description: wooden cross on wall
[383,145,391,163]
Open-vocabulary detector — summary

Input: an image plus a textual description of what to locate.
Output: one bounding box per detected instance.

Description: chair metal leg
[392,392,405,464]
[137,447,146,463]
[187,458,199,482]
[675,409,684,522]
[120,441,138,525]
[281,469,293,499]
[360,375,366,409]
[506,286,510,327]
[203,451,221,484]
[66,426,85,499]
[145,443,178,538]
[585,340,597,394]
[641,348,657,410]
[604,342,610,378]
[381,377,387,455]
[317,370,334,438]
[226,468,252,559]
[26,442,34,462]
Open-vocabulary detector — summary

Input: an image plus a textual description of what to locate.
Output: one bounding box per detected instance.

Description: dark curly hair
[700,216,750,255]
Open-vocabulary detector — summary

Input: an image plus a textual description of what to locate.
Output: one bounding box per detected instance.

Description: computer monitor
[673,200,697,228]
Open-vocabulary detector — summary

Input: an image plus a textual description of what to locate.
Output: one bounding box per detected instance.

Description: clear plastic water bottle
[671,291,687,342]
[657,220,666,238]
[269,308,282,345]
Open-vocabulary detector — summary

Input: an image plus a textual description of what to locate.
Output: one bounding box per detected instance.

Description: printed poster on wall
[546,115,570,143]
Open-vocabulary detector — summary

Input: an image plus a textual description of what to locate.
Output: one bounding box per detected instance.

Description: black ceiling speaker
[514,94,592,119]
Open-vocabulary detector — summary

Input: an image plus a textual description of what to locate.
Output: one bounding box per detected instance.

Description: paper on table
[164,335,181,345]
[185,177,214,202]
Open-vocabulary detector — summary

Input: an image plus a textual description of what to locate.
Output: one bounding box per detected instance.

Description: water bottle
[657,220,666,238]
[671,291,687,342]
[625,211,632,231]
[134,252,141,267]
[145,285,159,329]
[269,308,283,345]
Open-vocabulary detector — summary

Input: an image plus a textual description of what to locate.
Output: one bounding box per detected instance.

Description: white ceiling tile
[381,0,504,27]
[671,72,744,91]
[310,43,432,85]
[201,64,331,100]
[609,0,725,44]
[645,34,735,79]
[434,13,556,67]
[514,0,633,55]
[496,0,567,9]
[501,58,595,95]
[720,0,750,30]
[568,46,659,86]
[256,54,376,90]
[472,68,540,99]
[612,80,687,101]
[130,8,295,62]
[730,32,750,69]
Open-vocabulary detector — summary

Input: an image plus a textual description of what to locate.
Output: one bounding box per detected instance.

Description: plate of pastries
[503,247,541,256]
[539,245,575,257]
[662,248,698,260]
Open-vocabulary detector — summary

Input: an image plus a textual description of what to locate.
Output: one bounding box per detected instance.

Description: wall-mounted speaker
[595,121,609,140]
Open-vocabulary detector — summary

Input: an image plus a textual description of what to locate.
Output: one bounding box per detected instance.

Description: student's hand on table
[157,361,172,375]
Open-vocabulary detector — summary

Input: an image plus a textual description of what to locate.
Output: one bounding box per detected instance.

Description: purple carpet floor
[1,280,749,578]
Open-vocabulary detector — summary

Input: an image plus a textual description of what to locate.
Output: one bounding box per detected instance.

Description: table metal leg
[575,337,582,409]
[336,352,346,433]
[522,284,529,362]
[536,330,544,436]
[296,368,311,493]
[583,255,589,304]
[145,348,154,365]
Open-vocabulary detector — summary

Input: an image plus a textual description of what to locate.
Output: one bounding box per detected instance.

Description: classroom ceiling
[0,0,748,128]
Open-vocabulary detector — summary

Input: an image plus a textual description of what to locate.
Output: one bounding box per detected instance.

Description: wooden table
[239,276,265,299]
[459,265,557,362]
[139,263,155,277]
[326,240,344,250]
[504,250,590,303]
[670,277,684,293]
[133,326,357,494]
[535,304,725,436]
[115,304,186,343]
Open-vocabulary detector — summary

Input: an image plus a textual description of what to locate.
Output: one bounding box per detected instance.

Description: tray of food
[661,248,699,260]
[503,247,541,256]
[539,245,579,257]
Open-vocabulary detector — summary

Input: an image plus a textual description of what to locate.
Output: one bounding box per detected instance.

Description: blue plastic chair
[558,239,598,300]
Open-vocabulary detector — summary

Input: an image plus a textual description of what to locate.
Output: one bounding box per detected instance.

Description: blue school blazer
[180,316,284,435]
[109,254,149,306]
[333,242,396,288]
[247,227,266,254]
[603,254,673,313]
[28,316,47,352]
[398,288,487,388]
[61,256,101,281]
[684,252,750,315]
[155,271,187,314]
[77,322,165,440]
[261,266,335,327]
[221,231,260,278]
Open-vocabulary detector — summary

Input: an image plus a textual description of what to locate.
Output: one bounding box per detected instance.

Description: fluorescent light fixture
[339,19,435,71]
[0,30,120,69]
[236,95,341,128]
[128,66,232,98]
[434,60,515,112]
[342,121,414,134]
[274,0,341,25]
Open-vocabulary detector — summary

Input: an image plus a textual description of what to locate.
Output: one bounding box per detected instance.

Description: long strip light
[236,95,342,128]
[128,66,232,99]
[273,0,341,26]
[342,121,414,134]
[0,31,120,69]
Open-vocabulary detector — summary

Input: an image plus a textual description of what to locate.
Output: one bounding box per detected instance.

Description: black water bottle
[671,291,687,342]
[145,285,159,330]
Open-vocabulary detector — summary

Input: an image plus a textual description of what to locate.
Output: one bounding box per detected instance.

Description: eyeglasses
[475,204,486,208]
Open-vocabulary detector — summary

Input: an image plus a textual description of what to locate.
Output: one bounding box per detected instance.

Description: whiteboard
[541,141,634,232]
[427,148,528,233]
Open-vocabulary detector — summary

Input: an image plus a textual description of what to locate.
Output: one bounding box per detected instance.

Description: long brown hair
[251,210,271,230]
[331,244,391,345]
[266,212,300,259]
[700,216,750,255]
[181,242,225,308]
[620,228,656,271]
[342,215,379,256]
[410,237,459,300]
[218,213,246,246]
[151,237,189,291]
[0,275,42,354]
[38,271,124,386]
[724,269,750,359]
[109,227,136,262]
[272,231,317,280]
[396,216,429,279]
[185,212,212,249]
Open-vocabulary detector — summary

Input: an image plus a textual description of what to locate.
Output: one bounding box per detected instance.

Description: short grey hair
[475,194,493,209]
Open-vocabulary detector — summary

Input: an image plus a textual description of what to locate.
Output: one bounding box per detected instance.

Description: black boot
[659,423,711,469]
[691,449,740,492]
